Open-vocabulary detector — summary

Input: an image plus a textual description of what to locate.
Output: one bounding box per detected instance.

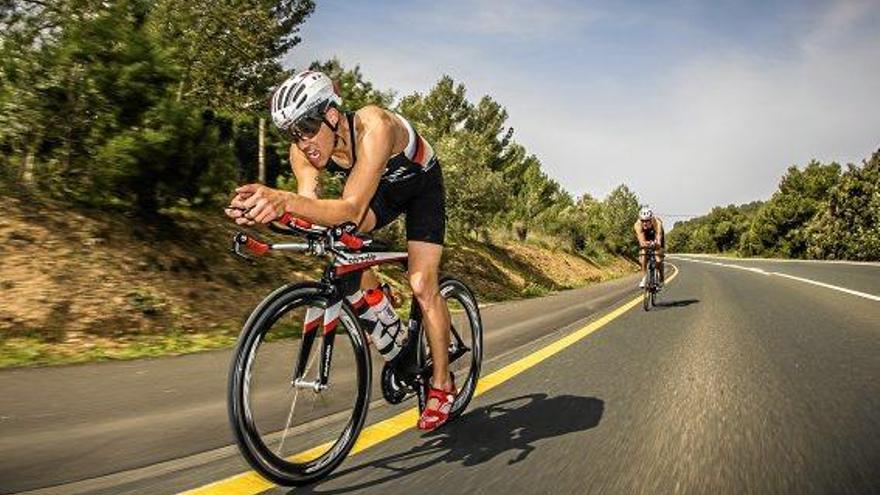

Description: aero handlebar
[231,213,368,261]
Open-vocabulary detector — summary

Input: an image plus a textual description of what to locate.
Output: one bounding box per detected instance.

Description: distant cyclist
[224,70,455,431]
[634,207,665,288]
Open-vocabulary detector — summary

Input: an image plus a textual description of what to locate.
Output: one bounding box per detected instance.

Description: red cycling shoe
[417,377,457,431]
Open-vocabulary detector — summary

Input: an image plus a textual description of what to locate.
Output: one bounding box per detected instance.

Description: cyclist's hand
[226,184,287,226]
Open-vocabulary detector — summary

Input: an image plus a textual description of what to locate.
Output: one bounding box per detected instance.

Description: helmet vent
[289,84,306,108]
[296,92,309,109]
[276,85,290,111]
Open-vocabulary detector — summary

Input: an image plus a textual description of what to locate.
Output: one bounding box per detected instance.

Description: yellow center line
[180,266,679,495]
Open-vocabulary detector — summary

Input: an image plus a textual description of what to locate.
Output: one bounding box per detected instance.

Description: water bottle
[363,287,406,361]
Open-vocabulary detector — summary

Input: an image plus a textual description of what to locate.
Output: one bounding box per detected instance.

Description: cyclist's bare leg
[359,210,451,394]
[639,249,647,273]
[407,241,451,396]
[656,248,666,283]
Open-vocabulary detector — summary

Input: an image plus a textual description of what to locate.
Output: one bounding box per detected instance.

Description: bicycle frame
[232,215,411,391]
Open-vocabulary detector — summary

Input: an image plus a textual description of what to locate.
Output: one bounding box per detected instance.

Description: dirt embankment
[0,195,635,367]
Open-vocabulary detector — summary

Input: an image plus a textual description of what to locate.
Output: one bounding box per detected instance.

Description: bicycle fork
[291,272,368,393]
[291,299,341,393]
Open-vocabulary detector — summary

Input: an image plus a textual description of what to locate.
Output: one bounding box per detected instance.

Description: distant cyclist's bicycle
[226,214,483,486]
[643,244,661,311]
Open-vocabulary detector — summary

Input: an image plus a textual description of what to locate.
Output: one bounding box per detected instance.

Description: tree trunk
[258,117,266,183]
[22,148,35,184]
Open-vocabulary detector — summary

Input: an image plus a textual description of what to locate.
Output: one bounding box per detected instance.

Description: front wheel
[643,266,655,311]
[416,277,484,419]
[228,283,371,486]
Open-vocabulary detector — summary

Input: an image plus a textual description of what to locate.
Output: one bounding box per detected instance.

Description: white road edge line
[771,272,880,302]
[670,256,880,302]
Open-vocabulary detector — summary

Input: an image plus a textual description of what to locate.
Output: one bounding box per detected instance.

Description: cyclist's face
[294,109,338,167]
[641,219,653,228]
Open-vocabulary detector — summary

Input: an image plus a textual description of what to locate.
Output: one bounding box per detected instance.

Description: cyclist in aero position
[224,70,454,431]
[634,206,665,289]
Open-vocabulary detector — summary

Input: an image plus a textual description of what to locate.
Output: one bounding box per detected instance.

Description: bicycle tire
[228,283,371,486]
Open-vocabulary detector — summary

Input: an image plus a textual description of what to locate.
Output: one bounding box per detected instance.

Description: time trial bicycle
[227,214,483,486]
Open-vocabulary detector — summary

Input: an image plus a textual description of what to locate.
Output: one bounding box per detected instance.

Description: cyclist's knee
[409,271,439,304]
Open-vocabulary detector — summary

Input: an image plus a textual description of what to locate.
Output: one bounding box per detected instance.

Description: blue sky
[285,0,880,221]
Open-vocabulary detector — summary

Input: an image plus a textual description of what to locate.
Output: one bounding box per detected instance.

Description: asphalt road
[1,273,642,494]
[5,256,880,494]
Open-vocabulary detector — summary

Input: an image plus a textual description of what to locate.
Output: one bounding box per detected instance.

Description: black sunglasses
[286,107,335,142]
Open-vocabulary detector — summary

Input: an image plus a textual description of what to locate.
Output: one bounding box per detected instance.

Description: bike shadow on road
[294,393,604,494]
[652,298,700,310]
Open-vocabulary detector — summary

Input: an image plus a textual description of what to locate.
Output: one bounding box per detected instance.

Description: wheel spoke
[278,386,301,456]
[277,334,319,456]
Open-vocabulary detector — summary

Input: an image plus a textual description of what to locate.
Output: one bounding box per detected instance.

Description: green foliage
[668,202,762,254]
[573,194,607,254]
[600,185,641,256]
[521,185,643,258]
[671,152,879,262]
[149,0,315,110]
[434,130,509,236]
[739,161,840,257]
[806,150,880,260]
[504,156,563,241]
[671,160,842,258]
[398,76,472,143]
[94,104,237,212]
[0,0,312,215]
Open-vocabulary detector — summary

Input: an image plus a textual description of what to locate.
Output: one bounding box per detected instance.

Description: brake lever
[230,240,255,264]
[230,232,268,264]
[331,222,367,250]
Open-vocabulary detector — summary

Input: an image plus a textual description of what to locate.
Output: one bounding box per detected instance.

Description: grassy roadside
[0,194,636,368]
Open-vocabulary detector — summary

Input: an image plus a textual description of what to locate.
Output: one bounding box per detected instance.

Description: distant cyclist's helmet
[639,207,654,221]
[270,70,341,135]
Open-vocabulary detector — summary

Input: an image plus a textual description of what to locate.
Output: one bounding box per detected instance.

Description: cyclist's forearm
[285,193,361,226]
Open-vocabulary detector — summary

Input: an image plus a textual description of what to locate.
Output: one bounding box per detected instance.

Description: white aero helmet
[639,207,654,221]
[270,70,342,132]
